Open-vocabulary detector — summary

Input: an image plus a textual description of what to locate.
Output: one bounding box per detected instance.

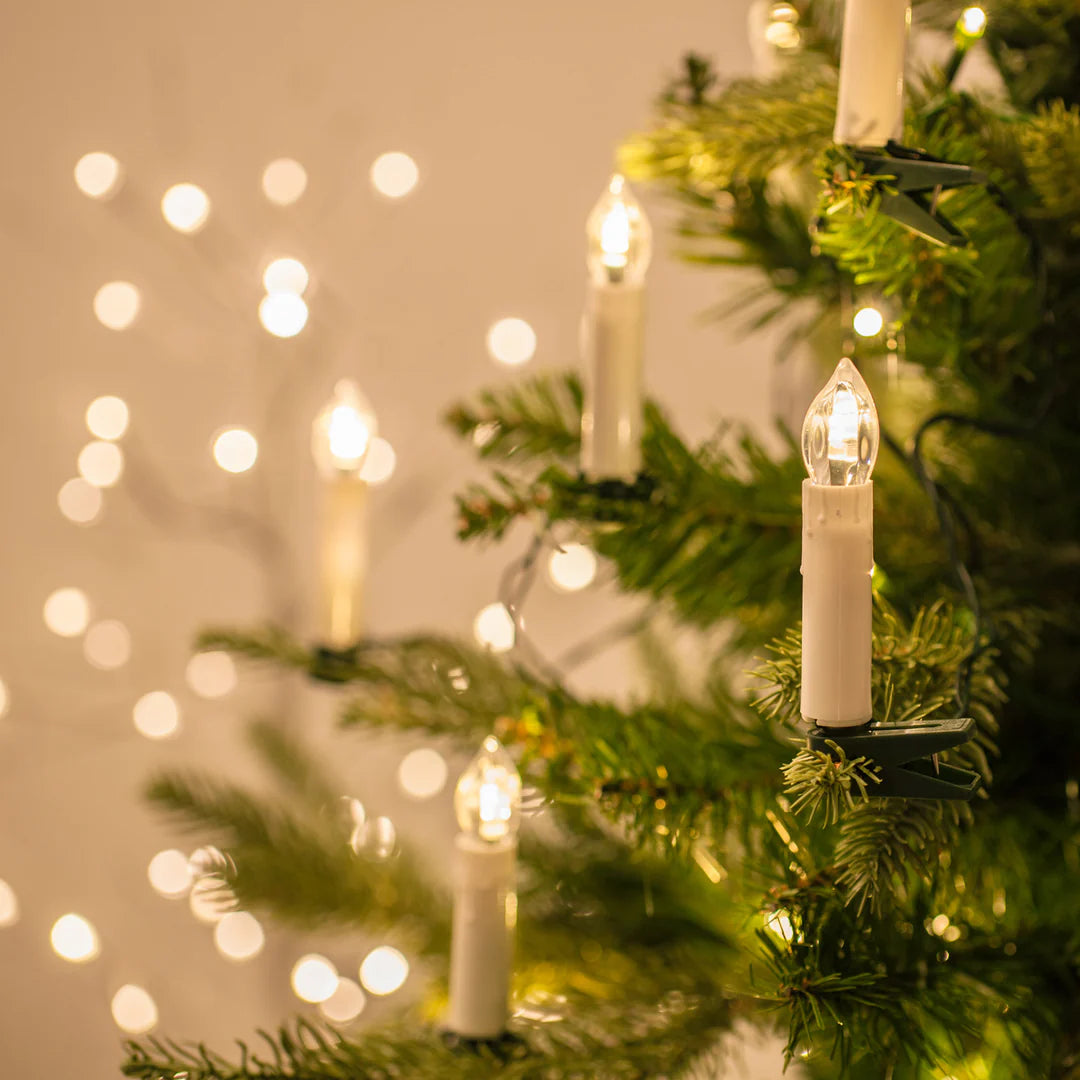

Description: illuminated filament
[586,175,652,285]
[455,736,522,843]
[801,358,879,487]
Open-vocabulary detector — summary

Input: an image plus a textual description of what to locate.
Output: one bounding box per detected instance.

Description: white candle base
[800,479,873,728]
[319,475,369,648]
[445,834,516,1039]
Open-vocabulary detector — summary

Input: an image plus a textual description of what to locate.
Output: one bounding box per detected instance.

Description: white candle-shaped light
[833,0,911,147]
[446,736,521,1039]
[311,380,377,648]
[800,358,879,728]
[580,174,652,481]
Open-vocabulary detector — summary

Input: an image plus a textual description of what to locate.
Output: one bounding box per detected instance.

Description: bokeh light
[185,651,237,699]
[132,691,180,740]
[214,911,265,961]
[0,678,7,720]
[85,395,130,440]
[84,620,131,670]
[161,183,210,233]
[853,306,884,338]
[397,748,448,800]
[262,257,309,295]
[43,587,90,638]
[50,913,99,962]
[359,946,408,995]
[74,152,122,199]
[473,602,515,653]
[147,849,193,899]
[486,317,536,366]
[319,977,366,1024]
[259,292,309,337]
[212,428,259,474]
[111,985,158,1035]
[547,543,597,592]
[58,478,103,525]
[93,282,140,331]
[262,158,307,206]
[0,879,19,926]
[960,6,987,36]
[358,437,396,486]
[370,152,419,198]
[291,954,338,1003]
[188,877,232,924]
[77,441,124,488]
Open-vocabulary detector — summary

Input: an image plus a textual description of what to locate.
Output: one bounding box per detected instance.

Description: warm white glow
[486,317,537,366]
[801,358,879,486]
[85,395,130,440]
[161,183,210,233]
[43,587,91,638]
[319,977,366,1024]
[600,202,631,267]
[185,651,237,699]
[50,913,99,962]
[188,876,232,923]
[853,306,884,337]
[472,602,516,653]
[370,152,419,198]
[111,985,158,1035]
[358,946,409,995]
[78,440,124,488]
[132,691,180,740]
[259,291,309,337]
[586,175,652,284]
[213,428,259,474]
[0,679,7,721]
[764,20,801,48]
[960,6,987,36]
[262,257,309,295]
[262,158,308,205]
[93,281,140,330]
[397,747,448,800]
[292,954,339,1003]
[311,380,377,476]
[357,436,394,485]
[454,735,522,842]
[147,849,193,898]
[74,152,122,199]
[84,620,131,670]
[58,478,103,525]
[765,909,795,943]
[931,913,951,936]
[214,911,265,961]
[547,543,597,592]
[0,879,17,926]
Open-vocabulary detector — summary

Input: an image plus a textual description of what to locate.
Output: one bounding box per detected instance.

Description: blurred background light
[262,158,307,205]
[57,478,103,525]
[370,152,419,198]
[212,428,258,474]
[161,183,210,233]
[77,441,124,488]
[93,282,140,331]
[291,954,338,1003]
[85,395,130,440]
[397,748,448,800]
[213,911,265,961]
[83,620,131,670]
[547,543,597,592]
[358,946,408,995]
[50,913,99,962]
[262,257,309,295]
[43,587,90,637]
[486,317,536,365]
[74,152,122,199]
[473,601,515,653]
[258,292,308,337]
[185,651,237,699]
[132,691,180,740]
[110,985,158,1034]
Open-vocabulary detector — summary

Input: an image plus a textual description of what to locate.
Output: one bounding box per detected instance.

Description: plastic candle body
[833,0,911,147]
[800,359,879,728]
[311,380,377,648]
[580,175,651,481]
[446,737,521,1039]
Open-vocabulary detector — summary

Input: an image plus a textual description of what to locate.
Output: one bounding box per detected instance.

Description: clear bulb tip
[801,358,879,486]
[454,735,522,842]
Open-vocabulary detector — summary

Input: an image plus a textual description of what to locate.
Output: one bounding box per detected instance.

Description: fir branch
[781,743,882,827]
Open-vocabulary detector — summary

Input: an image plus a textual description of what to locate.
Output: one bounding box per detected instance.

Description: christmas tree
[122,2,1080,1077]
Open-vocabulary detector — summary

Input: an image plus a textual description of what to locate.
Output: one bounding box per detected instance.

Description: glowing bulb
[959,6,987,37]
[359,946,409,995]
[547,542,597,592]
[486,317,537,366]
[111,985,158,1034]
[185,650,237,699]
[93,281,140,330]
[74,152,122,199]
[358,437,396,485]
[262,257,309,295]
[0,678,7,721]
[765,909,795,942]
[455,735,522,842]
[320,977,366,1023]
[397,747,448,799]
[291,954,338,1003]
[214,911,265,961]
[132,691,180,739]
[262,158,307,205]
[161,183,210,233]
[78,441,124,488]
[213,428,259,473]
[84,620,131,670]
[311,379,377,476]
[853,306,884,337]
[50,913,99,962]
[0,879,18,926]
[43,587,90,637]
[85,395,130,440]
[764,20,801,48]
[586,174,652,285]
[147,849,193,898]
[801,358,879,486]
[370,152,419,198]
[472,602,516,653]
[58,478,103,525]
[259,291,309,337]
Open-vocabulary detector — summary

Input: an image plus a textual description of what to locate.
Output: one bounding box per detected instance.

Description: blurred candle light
[292,954,339,1003]
[93,282,140,330]
[0,879,18,926]
[43,587,91,637]
[147,849,193,898]
[359,946,409,995]
[132,691,180,740]
[50,913,99,962]
[0,678,8,720]
[214,911,265,961]
[262,158,308,206]
[213,428,259,473]
[85,395,130,440]
[853,306,885,337]
[486,317,536,366]
[547,543,597,592]
[78,441,124,488]
[185,651,237,699]
[84,620,131,670]
[161,183,210,233]
[262,257,309,295]
[259,292,309,337]
[473,602,515,653]
[398,747,448,799]
[58,478,103,525]
[74,152,122,200]
[319,977,366,1024]
[358,437,396,486]
[370,152,419,198]
[111,985,158,1035]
